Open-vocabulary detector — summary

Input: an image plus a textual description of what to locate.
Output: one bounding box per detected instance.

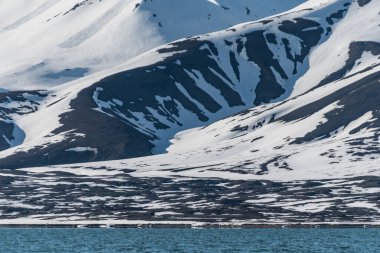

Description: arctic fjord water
[0,228,378,252]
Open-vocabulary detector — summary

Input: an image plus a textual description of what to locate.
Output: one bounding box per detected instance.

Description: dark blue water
[0,228,378,253]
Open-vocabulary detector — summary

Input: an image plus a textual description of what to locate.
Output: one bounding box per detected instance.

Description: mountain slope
[0,0,353,168]
[0,0,305,90]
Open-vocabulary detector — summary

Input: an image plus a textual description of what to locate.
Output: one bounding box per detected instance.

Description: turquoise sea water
[0,228,378,253]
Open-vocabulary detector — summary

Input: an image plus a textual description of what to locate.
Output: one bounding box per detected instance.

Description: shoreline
[0,222,378,229]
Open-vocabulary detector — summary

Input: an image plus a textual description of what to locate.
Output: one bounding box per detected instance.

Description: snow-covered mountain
[0,0,304,90]
[0,0,379,225]
[0,0,352,168]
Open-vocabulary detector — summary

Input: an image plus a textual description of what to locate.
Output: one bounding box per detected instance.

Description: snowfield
[0,0,305,90]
